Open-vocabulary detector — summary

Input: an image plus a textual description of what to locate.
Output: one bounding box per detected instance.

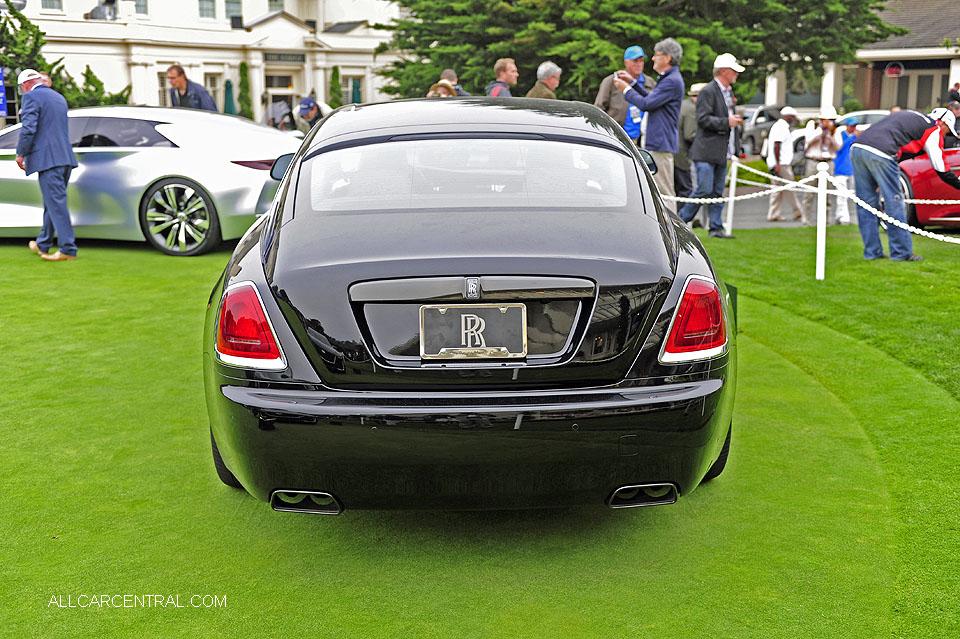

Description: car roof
[66,105,272,129]
[308,97,630,151]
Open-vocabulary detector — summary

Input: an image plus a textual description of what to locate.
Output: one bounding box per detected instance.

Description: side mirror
[637,149,658,175]
[270,153,294,181]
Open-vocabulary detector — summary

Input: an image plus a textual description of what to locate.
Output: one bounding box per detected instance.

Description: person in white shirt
[765,106,803,221]
[800,106,841,223]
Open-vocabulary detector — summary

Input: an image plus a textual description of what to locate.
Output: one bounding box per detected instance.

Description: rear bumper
[206,368,734,510]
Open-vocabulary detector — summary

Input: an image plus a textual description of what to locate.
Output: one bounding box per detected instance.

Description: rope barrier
[826,175,960,245]
[662,173,819,204]
[664,158,960,206]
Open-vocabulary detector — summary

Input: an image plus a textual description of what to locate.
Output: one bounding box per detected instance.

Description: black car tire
[898,170,922,228]
[211,429,242,488]
[139,177,222,256]
[702,425,731,482]
[741,136,755,156]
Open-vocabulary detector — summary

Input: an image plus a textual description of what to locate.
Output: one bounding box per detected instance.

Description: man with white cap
[765,106,803,221]
[15,68,79,261]
[677,53,745,239]
[850,108,960,261]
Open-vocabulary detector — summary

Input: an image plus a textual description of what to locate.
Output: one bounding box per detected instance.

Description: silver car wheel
[140,178,221,256]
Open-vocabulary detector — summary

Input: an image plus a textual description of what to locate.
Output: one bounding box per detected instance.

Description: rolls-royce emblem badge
[465,278,480,299]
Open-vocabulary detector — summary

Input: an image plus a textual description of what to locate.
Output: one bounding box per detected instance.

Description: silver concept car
[0,106,301,255]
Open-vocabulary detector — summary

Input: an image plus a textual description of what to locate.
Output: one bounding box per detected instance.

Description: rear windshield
[298,138,642,213]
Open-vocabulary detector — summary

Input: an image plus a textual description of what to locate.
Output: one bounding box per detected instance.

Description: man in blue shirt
[15,68,79,261]
[167,64,217,111]
[614,38,685,212]
[832,117,858,225]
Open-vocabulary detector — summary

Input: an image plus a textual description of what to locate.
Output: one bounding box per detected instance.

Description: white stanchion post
[815,161,829,281]
[725,157,739,235]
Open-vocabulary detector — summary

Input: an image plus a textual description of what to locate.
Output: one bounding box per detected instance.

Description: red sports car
[900,145,960,228]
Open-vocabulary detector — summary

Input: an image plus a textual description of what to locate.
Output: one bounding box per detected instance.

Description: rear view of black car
[203,98,737,514]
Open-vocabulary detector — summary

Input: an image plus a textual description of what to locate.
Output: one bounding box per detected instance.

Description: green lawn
[2,227,957,637]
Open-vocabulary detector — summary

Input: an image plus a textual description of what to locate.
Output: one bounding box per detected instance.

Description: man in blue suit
[15,68,79,261]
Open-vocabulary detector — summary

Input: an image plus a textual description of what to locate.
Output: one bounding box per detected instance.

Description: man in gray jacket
[675,82,704,199]
[594,46,654,142]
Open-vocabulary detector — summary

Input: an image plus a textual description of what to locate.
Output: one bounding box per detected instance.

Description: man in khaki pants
[765,106,803,222]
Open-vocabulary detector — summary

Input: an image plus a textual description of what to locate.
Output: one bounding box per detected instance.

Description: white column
[313,64,327,104]
[364,67,374,102]
[764,71,785,105]
[128,61,149,105]
[248,57,265,123]
[821,62,841,111]
[950,58,960,87]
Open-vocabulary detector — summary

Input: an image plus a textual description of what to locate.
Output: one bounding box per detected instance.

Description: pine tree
[0,0,129,109]
[238,61,253,119]
[375,0,905,104]
[328,65,343,109]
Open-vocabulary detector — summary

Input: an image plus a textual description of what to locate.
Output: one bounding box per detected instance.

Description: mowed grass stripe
[2,242,895,636]
[740,295,960,637]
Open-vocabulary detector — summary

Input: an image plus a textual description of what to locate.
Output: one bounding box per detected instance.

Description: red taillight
[215,283,284,368]
[660,277,726,363]
[231,160,275,170]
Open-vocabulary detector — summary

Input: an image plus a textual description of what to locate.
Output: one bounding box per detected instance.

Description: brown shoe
[41,251,77,262]
[29,240,48,256]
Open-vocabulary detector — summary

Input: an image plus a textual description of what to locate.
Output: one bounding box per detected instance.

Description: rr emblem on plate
[460,314,487,347]
[464,277,480,299]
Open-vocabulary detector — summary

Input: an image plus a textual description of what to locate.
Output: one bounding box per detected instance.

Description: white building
[763,0,960,112]
[5,0,400,123]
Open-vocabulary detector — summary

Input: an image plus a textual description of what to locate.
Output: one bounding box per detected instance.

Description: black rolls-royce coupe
[203,98,737,514]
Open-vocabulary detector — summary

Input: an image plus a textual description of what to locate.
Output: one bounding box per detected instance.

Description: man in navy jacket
[166,64,217,111]
[15,69,79,261]
[614,37,685,211]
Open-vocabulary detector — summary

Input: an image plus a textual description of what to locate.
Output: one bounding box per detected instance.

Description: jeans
[36,165,77,256]
[678,161,727,232]
[851,147,913,260]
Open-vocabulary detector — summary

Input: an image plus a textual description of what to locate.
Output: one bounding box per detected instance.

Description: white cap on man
[780,106,799,118]
[17,68,42,86]
[713,53,745,73]
[819,105,838,120]
[930,107,959,137]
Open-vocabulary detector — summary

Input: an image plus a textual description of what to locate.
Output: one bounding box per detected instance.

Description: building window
[269,0,284,11]
[158,72,169,107]
[41,0,63,9]
[225,0,241,19]
[205,73,221,110]
[135,0,148,14]
[3,84,19,127]
[198,0,215,18]
[266,75,293,89]
[341,76,363,104]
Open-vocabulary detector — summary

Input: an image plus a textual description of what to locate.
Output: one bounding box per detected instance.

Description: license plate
[420,304,527,359]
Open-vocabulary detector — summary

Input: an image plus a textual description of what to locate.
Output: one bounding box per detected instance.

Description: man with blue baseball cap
[296,96,322,134]
[594,45,654,143]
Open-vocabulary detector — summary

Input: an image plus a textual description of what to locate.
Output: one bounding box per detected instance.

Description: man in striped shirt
[851,109,960,261]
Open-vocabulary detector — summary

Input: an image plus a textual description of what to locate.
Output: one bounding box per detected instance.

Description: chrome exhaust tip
[606,483,678,509]
[269,490,342,515]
